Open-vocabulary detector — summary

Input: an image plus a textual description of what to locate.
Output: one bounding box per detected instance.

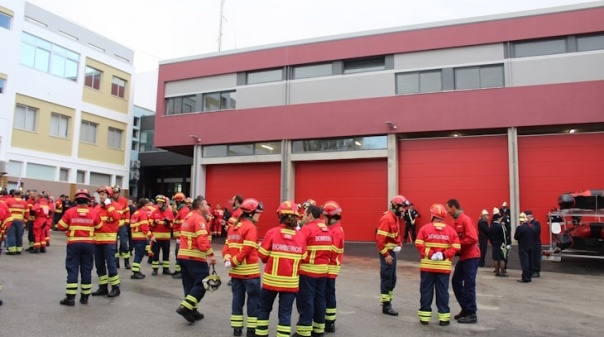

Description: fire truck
[543,190,604,262]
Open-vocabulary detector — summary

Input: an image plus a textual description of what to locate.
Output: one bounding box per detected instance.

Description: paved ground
[0,233,602,337]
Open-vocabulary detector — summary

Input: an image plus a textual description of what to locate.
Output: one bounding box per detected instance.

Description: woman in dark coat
[488,212,508,277]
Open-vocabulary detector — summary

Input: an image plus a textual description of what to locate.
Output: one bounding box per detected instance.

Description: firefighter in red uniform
[5,190,29,255]
[113,185,131,269]
[415,204,461,326]
[44,194,54,246]
[322,201,344,333]
[175,198,216,323]
[376,195,409,316]
[446,198,480,324]
[53,195,65,230]
[223,198,263,337]
[150,195,174,275]
[294,204,333,337]
[172,192,190,279]
[91,186,122,297]
[30,193,51,253]
[25,190,36,252]
[130,198,155,279]
[212,204,225,237]
[255,201,307,337]
[57,189,102,306]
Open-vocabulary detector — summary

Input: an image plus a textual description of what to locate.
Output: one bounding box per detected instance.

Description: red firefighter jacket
[173,204,190,238]
[376,210,402,257]
[31,198,51,228]
[7,197,29,222]
[114,196,130,226]
[453,211,481,261]
[327,221,344,279]
[130,208,153,241]
[415,221,461,274]
[259,225,307,292]
[150,206,174,240]
[177,211,213,262]
[0,201,12,238]
[222,217,260,279]
[93,201,121,244]
[58,205,102,244]
[299,219,333,278]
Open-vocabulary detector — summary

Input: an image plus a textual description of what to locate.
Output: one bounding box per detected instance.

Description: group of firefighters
[0,186,544,335]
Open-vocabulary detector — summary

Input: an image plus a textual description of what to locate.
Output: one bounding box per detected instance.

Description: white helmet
[202,266,221,292]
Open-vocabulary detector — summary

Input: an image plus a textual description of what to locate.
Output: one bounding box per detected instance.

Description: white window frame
[50,112,70,138]
[14,104,38,131]
[80,120,98,144]
[108,127,123,149]
[111,76,126,98]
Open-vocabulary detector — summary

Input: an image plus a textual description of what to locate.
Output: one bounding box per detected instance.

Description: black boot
[80,294,89,304]
[325,321,335,333]
[382,302,399,316]
[454,309,467,320]
[246,328,255,337]
[172,271,182,279]
[124,258,131,270]
[40,247,46,253]
[107,285,121,298]
[458,312,478,324]
[152,269,158,276]
[191,310,204,321]
[115,258,120,269]
[60,295,76,306]
[162,268,172,275]
[91,284,109,296]
[131,271,145,280]
[176,305,196,323]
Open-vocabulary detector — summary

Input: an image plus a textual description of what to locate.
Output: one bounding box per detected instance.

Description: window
[111,76,126,98]
[115,176,123,187]
[454,64,504,90]
[255,142,282,155]
[293,136,387,153]
[293,63,332,79]
[80,120,97,144]
[133,116,140,127]
[203,145,227,157]
[0,78,5,94]
[84,66,102,90]
[228,144,254,156]
[577,33,604,52]
[50,113,69,138]
[202,90,236,111]
[202,141,282,157]
[396,70,442,95]
[513,38,567,58]
[59,168,69,182]
[14,104,38,131]
[20,33,79,80]
[90,172,110,186]
[26,163,55,180]
[0,12,11,30]
[343,57,385,74]
[246,68,283,84]
[76,170,85,183]
[166,95,198,115]
[108,127,123,149]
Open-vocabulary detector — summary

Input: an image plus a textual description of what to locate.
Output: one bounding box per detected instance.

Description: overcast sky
[26,0,598,109]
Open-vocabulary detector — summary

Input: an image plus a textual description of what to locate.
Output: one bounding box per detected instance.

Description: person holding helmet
[112,185,131,270]
[91,186,122,297]
[57,189,102,306]
[514,212,535,283]
[477,209,490,267]
[415,204,461,326]
[150,195,174,276]
[322,201,344,333]
[255,201,307,337]
[172,192,190,279]
[487,209,508,277]
[375,195,408,316]
[223,198,263,337]
[445,199,480,324]
[130,198,155,280]
[175,198,216,323]
[294,204,333,337]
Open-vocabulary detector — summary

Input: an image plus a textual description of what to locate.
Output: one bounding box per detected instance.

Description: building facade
[0,0,135,198]
[154,3,604,242]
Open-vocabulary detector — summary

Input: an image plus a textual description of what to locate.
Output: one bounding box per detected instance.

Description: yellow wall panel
[12,94,73,156]
[82,58,131,114]
[0,72,7,80]
[0,6,15,17]
[78,112,126,165]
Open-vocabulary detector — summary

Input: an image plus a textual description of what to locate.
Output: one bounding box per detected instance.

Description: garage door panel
[399,136,510,230]
[206,162,281,238]
[296,159,387,242]
[519,133,604,244]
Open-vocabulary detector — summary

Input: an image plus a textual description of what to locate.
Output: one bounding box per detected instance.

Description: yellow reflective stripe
[258,247,269,256]
[425,243,451,249]
[132,232,148,239]
[331,245,344,254]
[307,245,332,251]
[328,265,341,275]
[300,264,329,273]
[243,240,258,248]
[153,232,171,239]
[415,239,425,245]
[271,251,304,260]
[379,247,389,255]
[95,233,117,241]
[376,230,397,238]
[228,243,243,249]
[262,275,299,289]
[68,237,95,242]
[385,243,397,250]
[178,249,208,259]
[452,243,461,249]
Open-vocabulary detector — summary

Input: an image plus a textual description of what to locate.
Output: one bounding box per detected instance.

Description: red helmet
[391,195,409,207]
[322,201,342,216]
[96,186,114,197]
[430,203,447,220]
[240,198,264,214]
[301,199,317,209]
[173,192,186,202]
[74,189,91,200]
[277,200,299,217]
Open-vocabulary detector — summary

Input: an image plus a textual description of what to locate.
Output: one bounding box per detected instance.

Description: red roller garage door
[399,136,509,231]
[295,159,387,242]
[206,162,281,238]
[518,133,604,244]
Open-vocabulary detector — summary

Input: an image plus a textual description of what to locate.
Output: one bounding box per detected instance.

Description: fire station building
[154,3,604,242]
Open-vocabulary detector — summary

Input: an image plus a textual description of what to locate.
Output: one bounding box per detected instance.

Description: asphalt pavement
[0,233,602,337]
